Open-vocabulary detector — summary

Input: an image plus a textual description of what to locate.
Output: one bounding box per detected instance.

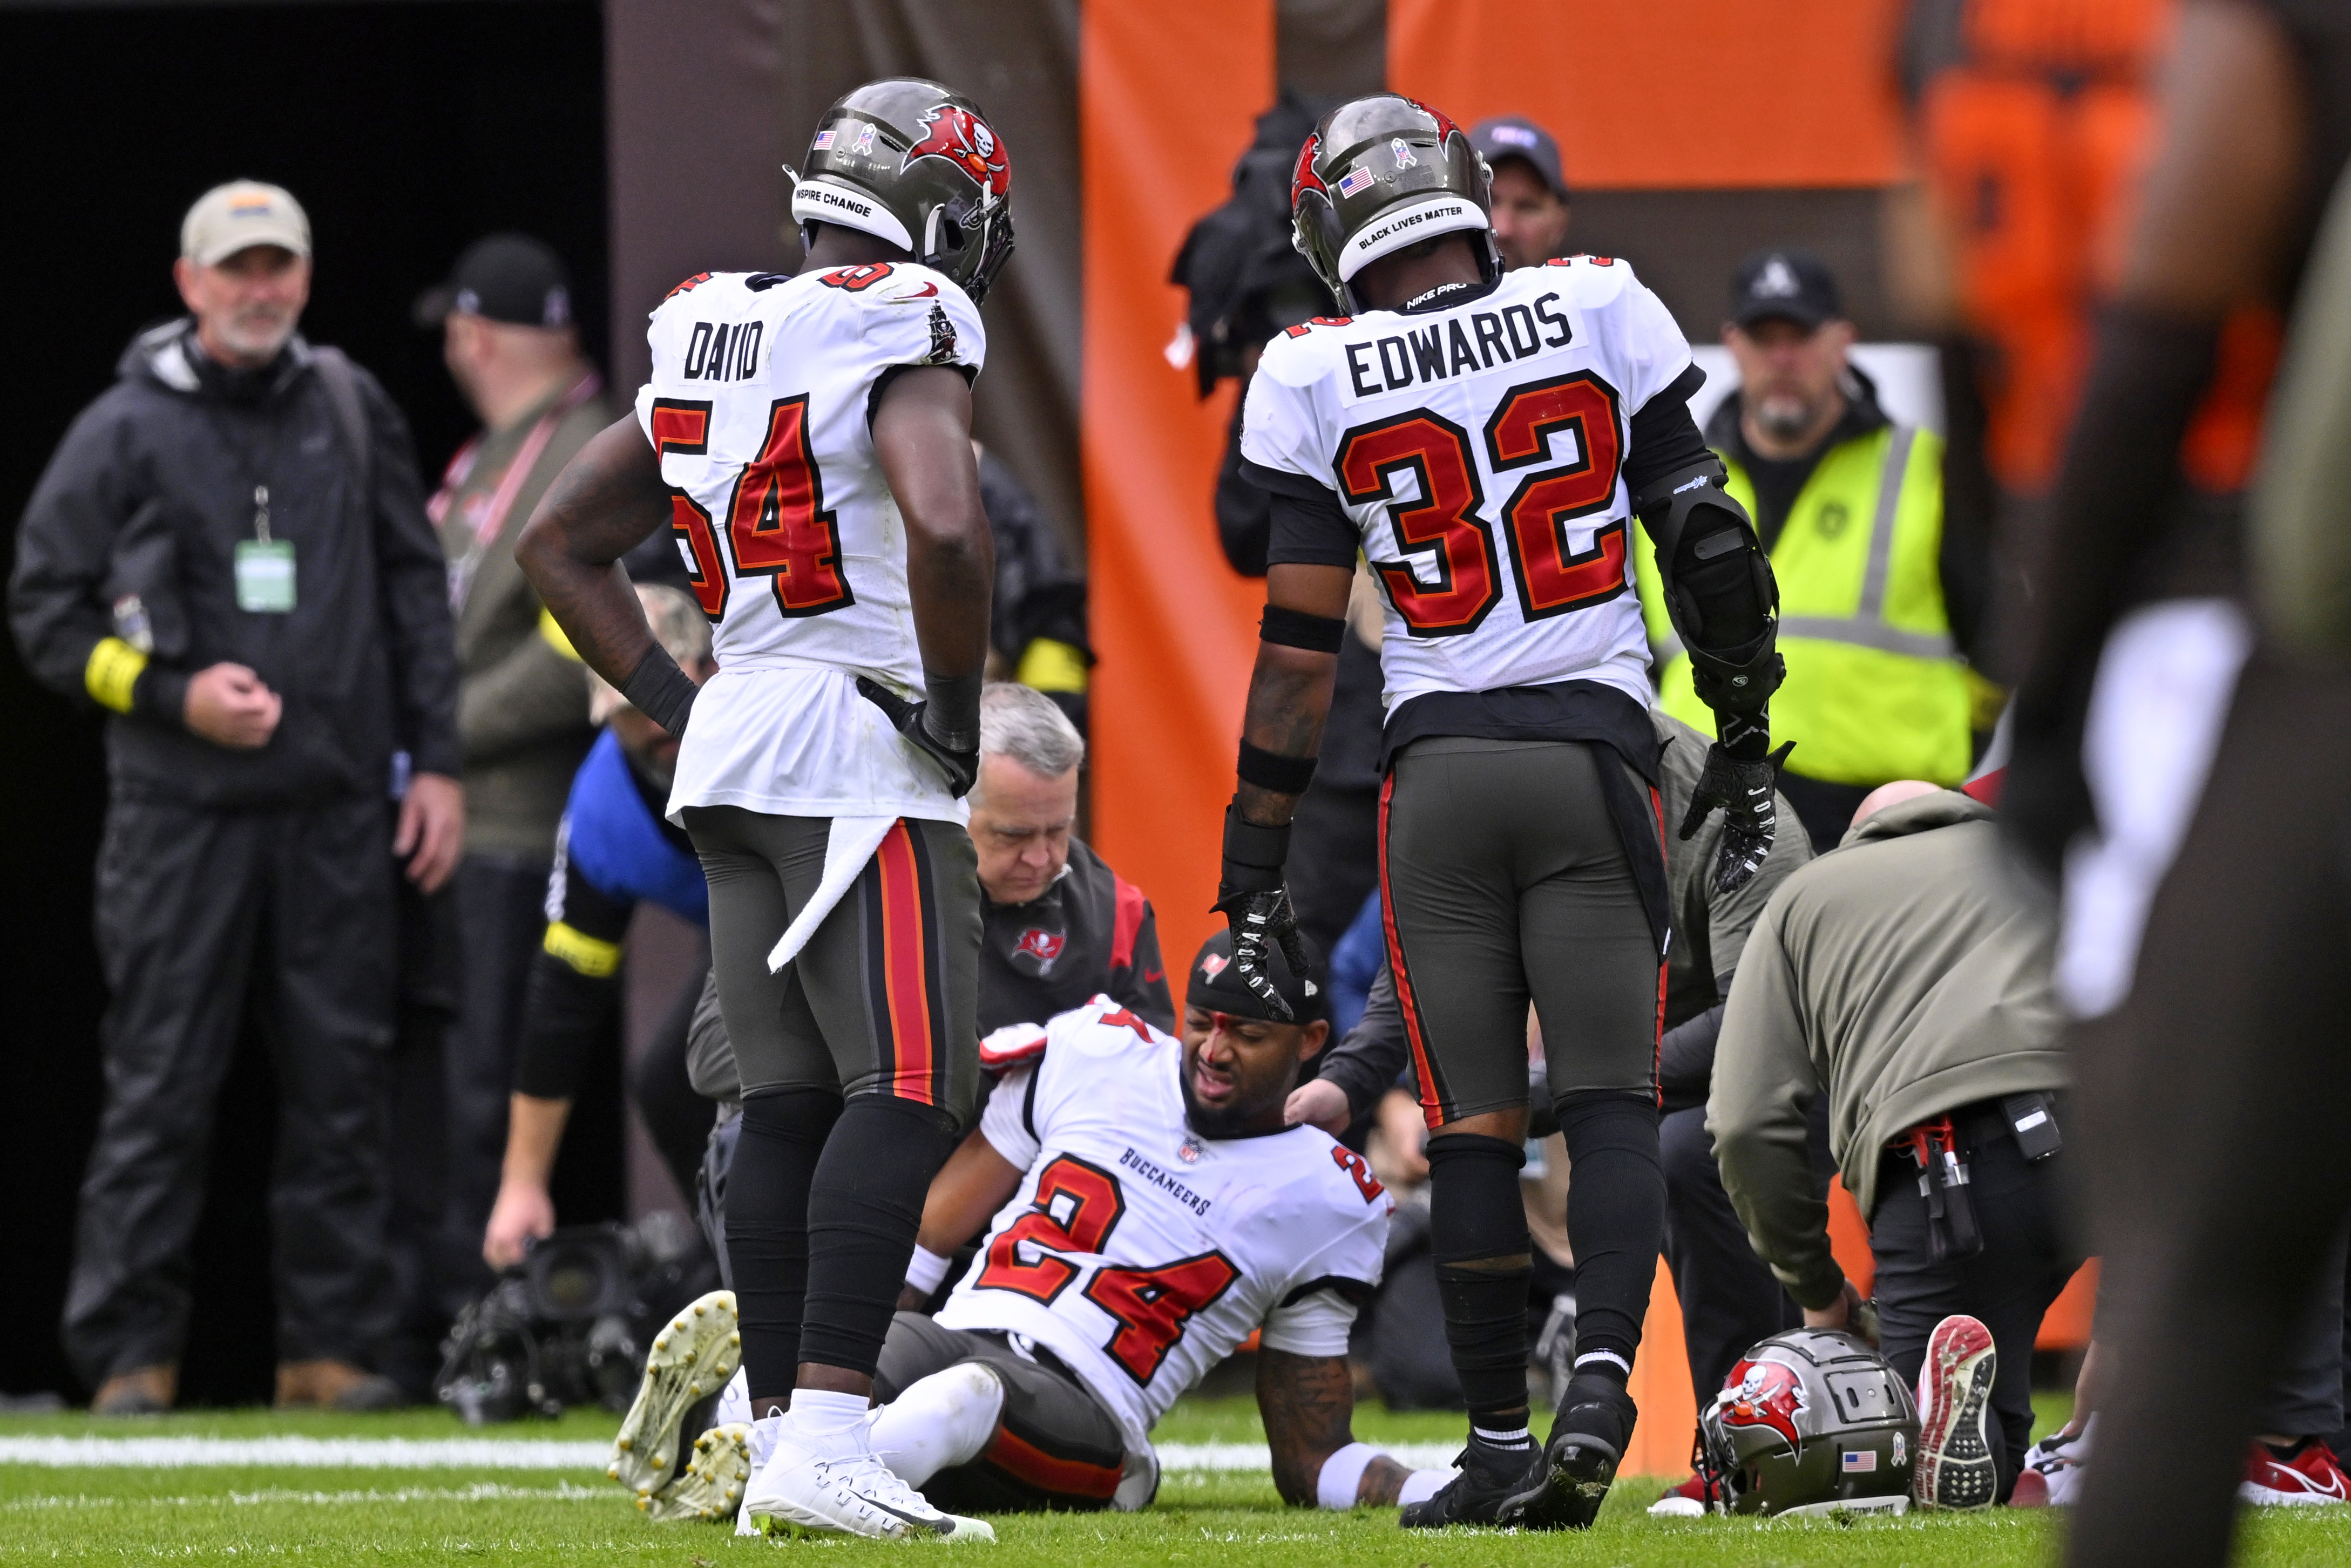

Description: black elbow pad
[1634,459,1784,717]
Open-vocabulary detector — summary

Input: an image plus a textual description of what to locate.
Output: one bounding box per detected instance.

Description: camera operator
[10,181,462,1413]
[481,583,717,1272]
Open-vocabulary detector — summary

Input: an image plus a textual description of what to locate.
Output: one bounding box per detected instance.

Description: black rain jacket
[11,321,459,808]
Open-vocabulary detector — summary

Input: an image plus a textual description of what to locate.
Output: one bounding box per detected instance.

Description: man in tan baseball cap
[174,181,313,369]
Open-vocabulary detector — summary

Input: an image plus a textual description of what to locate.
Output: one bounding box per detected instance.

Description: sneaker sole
[750,1507,996,1543]
[643,1421,753,1523]
[1915,1316,1997,1511]
[1500,1431,1621,1530]
[2239,1478,2351,1506]
[609,1291,741,1503]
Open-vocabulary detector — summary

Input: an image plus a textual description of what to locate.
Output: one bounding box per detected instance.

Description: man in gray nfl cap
[1469,116,1572,271]
[10,180,463,1414]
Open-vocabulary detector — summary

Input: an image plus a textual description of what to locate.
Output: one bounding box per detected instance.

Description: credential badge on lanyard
[234,484,296,613]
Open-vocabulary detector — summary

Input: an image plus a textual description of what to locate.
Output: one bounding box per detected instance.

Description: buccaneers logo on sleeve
[903,104,1011,198]
[1721,1359,1809,1448]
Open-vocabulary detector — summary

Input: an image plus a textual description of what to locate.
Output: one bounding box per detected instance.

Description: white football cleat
[609,1289,742,1506]
[741,1420,994,1543]
[643,1421,754,1523]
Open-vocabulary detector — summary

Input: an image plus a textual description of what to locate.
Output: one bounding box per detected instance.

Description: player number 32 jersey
[1240,257,1693,714]
[635,263,986,823]
[936,999,1391,1460]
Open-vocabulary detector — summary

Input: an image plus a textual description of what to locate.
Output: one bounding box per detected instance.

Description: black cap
[1730,248,1843,331]
[414,233,574,329]
[1470,116,1569,202]
[1187,929,1326,1027]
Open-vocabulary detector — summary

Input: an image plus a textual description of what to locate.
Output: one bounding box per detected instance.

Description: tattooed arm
[1255,1348,1412,1507]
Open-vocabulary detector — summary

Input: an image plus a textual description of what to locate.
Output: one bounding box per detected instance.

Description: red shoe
[1913,1314,1998,1511]
[2240,1440,2350,1505]
[1647,1472,1719,1517]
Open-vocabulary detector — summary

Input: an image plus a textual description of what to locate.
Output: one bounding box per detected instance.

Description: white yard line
[0,1435,1461,1475]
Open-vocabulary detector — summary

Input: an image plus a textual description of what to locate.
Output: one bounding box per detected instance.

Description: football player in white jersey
[1213,96,1791,1530]
[518,79,1014,1542]
[653,933,1451,1522]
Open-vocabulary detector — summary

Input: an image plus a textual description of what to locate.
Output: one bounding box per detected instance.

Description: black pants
[436,853,551,1312]
[63,793,398,1384]
[1868,1114,2080,1503]
[2069,655,2351,1568]
[1661,1101,1834,1402]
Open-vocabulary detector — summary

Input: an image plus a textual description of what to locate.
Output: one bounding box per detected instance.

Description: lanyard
[436,371,602,609]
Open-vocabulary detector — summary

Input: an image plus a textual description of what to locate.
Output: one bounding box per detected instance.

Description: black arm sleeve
[1315,960,1413,1119]
[1657,1002,1726,1116]
[1216,404,1272,577]
[1245,457,1362,570]
[1622,363,1713,495]
[512,854,633,1100]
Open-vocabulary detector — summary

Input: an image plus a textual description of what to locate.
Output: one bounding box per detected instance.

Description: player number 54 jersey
[1239,257,1693,714]
[936,999,1391,1458]
[635,262,986,823]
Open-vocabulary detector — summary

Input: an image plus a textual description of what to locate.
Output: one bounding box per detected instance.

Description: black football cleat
[1499,1373,1638,1530]
[1399,1434,1541,1529]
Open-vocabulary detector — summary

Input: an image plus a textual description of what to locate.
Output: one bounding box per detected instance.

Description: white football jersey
[936,999,1391,1459]
[634,263,986,823]
[1240,258,1693,714]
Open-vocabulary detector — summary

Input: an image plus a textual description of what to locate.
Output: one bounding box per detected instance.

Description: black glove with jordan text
[857,674,982,798]
[1681,729,1796,895]
[1212,805,1311,1022]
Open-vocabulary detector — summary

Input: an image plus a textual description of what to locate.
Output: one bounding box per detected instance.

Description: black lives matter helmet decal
[790,78,1016,305]
[1290,93,1499,315]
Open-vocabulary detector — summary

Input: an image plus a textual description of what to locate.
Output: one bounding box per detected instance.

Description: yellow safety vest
[1634,423,1971,787]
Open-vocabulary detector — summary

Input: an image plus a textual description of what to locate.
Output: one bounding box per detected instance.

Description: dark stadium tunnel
[0,0,622,1407]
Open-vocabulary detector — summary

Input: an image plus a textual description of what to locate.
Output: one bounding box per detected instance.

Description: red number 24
[972,1153,1241,1386]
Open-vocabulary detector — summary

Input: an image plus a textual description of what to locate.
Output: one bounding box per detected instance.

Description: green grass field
[5,1396,2348,1566]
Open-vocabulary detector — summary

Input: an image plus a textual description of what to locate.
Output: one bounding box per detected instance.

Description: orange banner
[1081,0,1277,973]
[1388,0,1908,190]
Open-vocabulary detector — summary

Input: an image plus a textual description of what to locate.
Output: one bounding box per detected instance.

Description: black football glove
[1680,739,1796,895]
[856,676,980,798]
[1214,806,1309,1022]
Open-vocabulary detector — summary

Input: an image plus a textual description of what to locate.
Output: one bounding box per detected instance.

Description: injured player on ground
[614,931,1453,1524]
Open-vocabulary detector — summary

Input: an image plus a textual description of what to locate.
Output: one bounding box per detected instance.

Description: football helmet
[1696,1327,1919,1517]
[789,78,1015,305]
[1290,93,1500,314]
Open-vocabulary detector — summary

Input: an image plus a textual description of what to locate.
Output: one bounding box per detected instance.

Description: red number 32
[1337,370,1627,636]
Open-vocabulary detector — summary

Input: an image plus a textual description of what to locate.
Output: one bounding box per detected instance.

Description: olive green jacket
[437,378,615,857]
[1708,790,2065,1309]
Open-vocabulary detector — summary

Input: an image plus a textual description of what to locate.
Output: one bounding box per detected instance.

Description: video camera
[434,1211,716,1425]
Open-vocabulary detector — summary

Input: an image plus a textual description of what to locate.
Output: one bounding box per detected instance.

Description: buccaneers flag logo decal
[1014,927,1066,970]
[1722,1358,1808,1448]
[903,104,1010,198]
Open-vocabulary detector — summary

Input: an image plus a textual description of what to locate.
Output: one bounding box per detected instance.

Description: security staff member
[10,181,463,1413]
[1711,781,2076,1507]
[1638,250,1985,852]
[415,234,618,1302]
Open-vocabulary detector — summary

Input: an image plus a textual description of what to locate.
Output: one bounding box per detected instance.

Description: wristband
[921,669,983,754]
[904,1244,952,1295]
[1221,803,1292,871]
[620,647,699,738]
[1316,1441,1377,1509]
[1238,739,1318,795]
[1261,605,1346,654]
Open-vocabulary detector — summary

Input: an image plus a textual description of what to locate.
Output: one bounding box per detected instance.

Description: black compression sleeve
[1623,363,1713,495]
[514,952,619,1099]
[1251,459,1362,568]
